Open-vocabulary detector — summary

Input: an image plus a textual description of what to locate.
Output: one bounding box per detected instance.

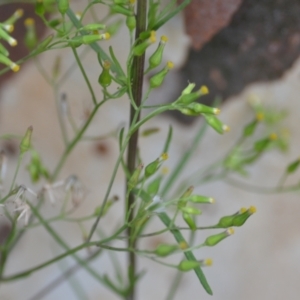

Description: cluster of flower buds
[215,206,257,228]
[133,30,156,56]
[0,9,23,72]
[177,186,215,231]
[170,83,230,134]
[110,0,136,32]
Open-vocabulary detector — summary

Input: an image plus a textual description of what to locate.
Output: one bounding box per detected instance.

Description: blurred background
[0,1,300,299]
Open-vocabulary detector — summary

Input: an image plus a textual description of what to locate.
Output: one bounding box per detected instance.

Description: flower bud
[232,206,256,226]
[182,212,196,231]
[98,60,112,88]
[128,163,143,191]
[133,31,156,56]
[178,186,194,208]
[254,137,270,152]
[203,114,230,134]
[180,206,202,215]
[188,195,215,204]
[154,244,178,257]
[147,35,168,71]
[243,119,258,137]
[58,0,69,15]
[205,228,234,247]
[181,82,196,95]
[178,260,200,272]
[24,18,38,50]
[20,126,33,154]
[217,210,241,228]
[70,33,110,47]
[0,27,17,46]
[145,153,168,178]
[147,176,161,195]
[0,53,19,72]
[80,23,106,31]
[4,9,24,25]
[126,15,136,31]
[200,258,213,267]
[187,103,220,115]
[149,61,174,88]
[176,85,209,104]
[35,0,45,16]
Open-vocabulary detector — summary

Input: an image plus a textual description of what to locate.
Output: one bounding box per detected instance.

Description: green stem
[125,1,147,299]
[71,47,98,106]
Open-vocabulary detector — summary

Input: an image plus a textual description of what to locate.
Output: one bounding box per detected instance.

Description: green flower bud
[187,103,220,115]
[149,61,174,88]
[178,186,194,208]
[177,85,209,104]
[145,159,159,178]
[203,114,230,134]
[58,0,69,15]
[0,23,14,33]
[178,107,199,116]
[111,5,133,16]
[126,15,136,31]
[80,23,106,31]
[286,157,300,174]
[154,244,178,257]
[147,35,168,71]
[243,119,258,137]
[181,82,196,95]
[145,153,168,178]
[232,206,256,226]
[0,53,19,72]
[24,18,38,50]
[199,258,213,267]
[70,33,110,47]
[147,176,161,195]
[178,260,200,272]
[205,228,234,247]
[48,18,61,28]
[254,137,270,152]
[35,0,45,16]
[3,9,23,25]
[188,195,215,204]
[128,163,143,191]
[217,209,242,228]
[182,212,196,231]
[20,126,33,154]
[98,60,112,88]
[133,31,156,56]
[180,206,202,215]
[0,27,17,47]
